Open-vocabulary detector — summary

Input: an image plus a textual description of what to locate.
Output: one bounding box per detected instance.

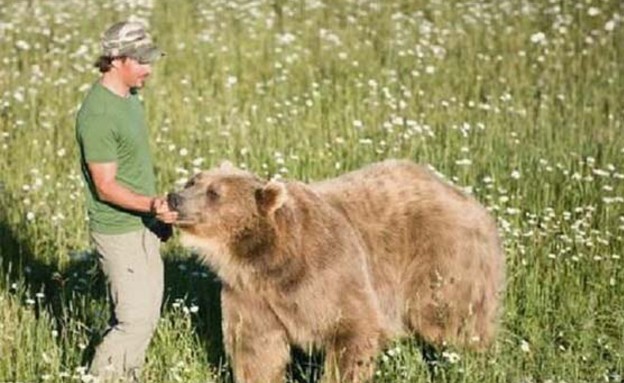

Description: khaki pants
[89,228,163,382]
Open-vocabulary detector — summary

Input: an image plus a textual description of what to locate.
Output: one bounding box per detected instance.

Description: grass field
[1,0,623,381]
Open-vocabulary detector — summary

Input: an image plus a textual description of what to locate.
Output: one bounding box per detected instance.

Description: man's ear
[111,58,122,69]
[255,181,287,216]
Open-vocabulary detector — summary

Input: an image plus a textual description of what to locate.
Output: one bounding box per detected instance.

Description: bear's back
[313,159,462,259]
[311,159,486,246]
[311,160,502,336]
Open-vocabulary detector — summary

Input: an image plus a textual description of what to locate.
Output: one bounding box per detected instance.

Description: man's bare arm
[87,162,177,223]
[88,162,153,212]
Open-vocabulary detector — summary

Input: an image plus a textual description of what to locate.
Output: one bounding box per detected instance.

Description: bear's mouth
[174,217,198,227]
[171,211,199,227]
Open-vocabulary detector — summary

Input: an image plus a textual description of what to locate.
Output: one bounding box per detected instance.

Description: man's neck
[100,71,130,98]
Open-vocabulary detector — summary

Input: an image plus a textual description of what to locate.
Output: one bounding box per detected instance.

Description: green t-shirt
[76,82,157,234]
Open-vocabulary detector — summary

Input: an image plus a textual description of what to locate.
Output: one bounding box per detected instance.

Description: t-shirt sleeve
[78,113,117,163]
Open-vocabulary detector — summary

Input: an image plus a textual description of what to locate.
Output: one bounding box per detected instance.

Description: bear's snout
[167,192,184,212]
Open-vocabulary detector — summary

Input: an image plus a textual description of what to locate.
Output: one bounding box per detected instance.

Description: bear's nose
[167,193,183,211]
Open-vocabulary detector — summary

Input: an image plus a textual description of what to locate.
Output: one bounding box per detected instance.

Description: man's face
[114,57,152,89]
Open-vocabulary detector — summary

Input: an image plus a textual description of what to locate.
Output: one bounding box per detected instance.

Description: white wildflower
[226,76,238,88]
[276,32,296,45]
[15,40,31,50]
[192,157,205,167]
[13,91,24,103]
[530,32,546,45]
[605,20,616,32]
[587,7,600,17]
[506,207,520,215]
[442,351,461,364]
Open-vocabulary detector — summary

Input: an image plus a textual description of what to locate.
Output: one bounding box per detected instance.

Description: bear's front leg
[222,288,290,383]
[323,328,382,383]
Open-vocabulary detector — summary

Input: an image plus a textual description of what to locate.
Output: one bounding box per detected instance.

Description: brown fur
[170,159,504,383]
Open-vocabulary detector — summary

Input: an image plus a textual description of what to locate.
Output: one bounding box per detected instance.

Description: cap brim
[134,45,165,64]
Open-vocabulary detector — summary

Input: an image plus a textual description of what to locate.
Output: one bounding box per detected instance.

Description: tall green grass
[0,0,623,381]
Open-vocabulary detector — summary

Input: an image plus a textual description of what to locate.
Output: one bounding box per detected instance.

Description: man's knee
[114,307,160,335]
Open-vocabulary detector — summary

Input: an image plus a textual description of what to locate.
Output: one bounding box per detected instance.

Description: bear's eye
[206,188,220,201]
[185,179,196,188]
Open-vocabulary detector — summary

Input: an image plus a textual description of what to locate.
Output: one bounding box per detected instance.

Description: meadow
[0,0,623,381]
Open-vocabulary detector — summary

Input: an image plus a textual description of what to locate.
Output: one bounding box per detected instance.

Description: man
[75,21,177,381]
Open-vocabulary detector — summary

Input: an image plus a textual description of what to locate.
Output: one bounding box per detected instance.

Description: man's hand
[152,197,178,224]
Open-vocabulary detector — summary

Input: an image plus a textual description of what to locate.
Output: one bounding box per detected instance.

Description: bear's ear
[218,160,237,171]
[255,181,288,216]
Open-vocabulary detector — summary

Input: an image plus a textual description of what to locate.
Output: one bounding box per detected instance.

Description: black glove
[151,221,173,242]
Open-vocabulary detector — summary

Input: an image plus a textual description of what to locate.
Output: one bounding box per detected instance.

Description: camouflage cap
[101,21,164,63]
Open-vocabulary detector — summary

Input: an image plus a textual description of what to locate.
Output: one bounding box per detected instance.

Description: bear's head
[167,162,289,256]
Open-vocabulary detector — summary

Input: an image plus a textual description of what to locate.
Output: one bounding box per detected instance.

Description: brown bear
[168,159,504,383]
